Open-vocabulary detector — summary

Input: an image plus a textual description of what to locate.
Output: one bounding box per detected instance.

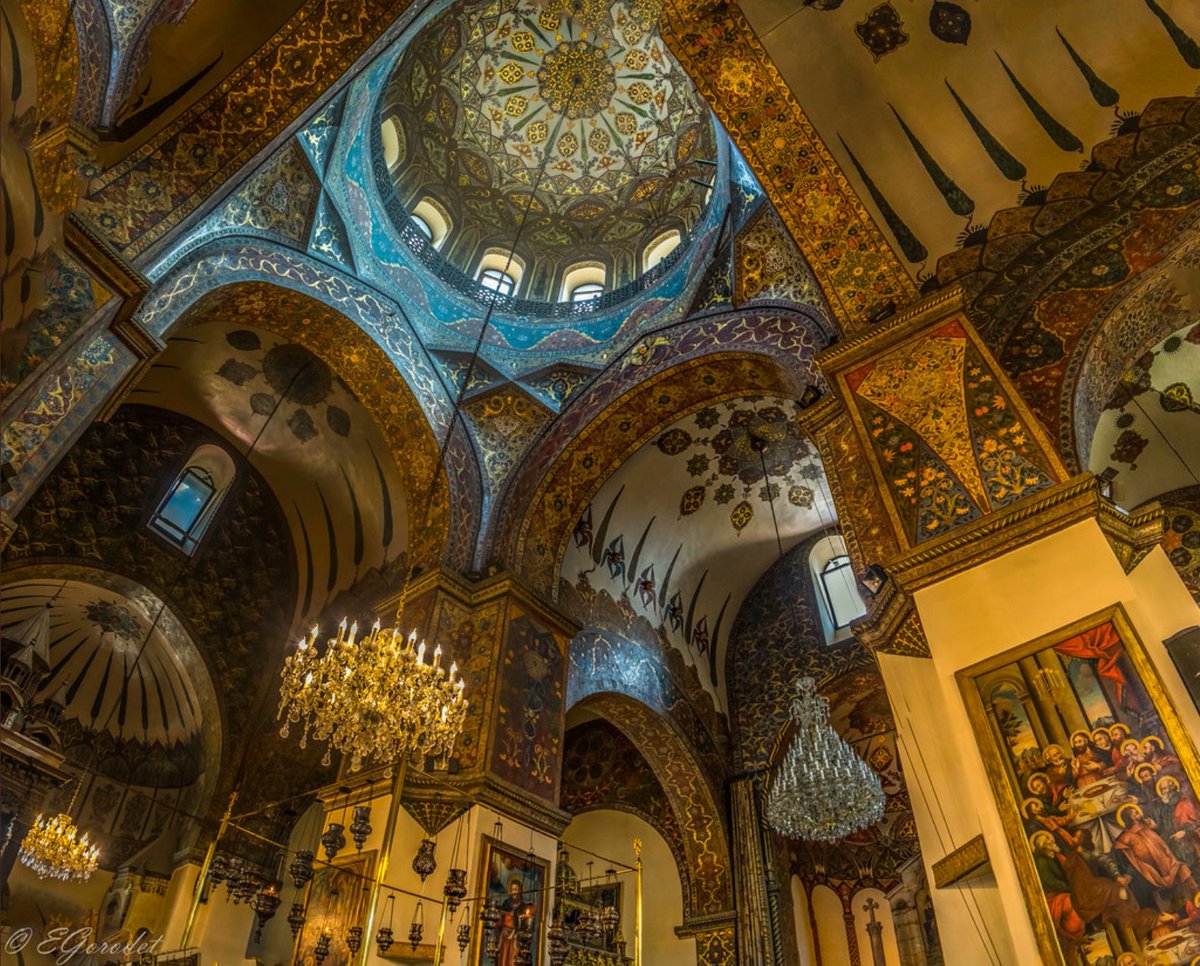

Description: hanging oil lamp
[320,822,346,861]
[408,900,425,951]
[313,931,332,966]
[289,849,315,888]
[350,806,372,851]
[480,896,500,958]
[375,893,397,954]
[287,902,306,937]
[345,926,362,954]
[548,920,568,966]
[456,917,471,955]
[252,883,281,940]
[411,837,437,882]
[443,866,467,914]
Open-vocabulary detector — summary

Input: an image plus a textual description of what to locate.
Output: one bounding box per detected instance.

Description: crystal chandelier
[765,677,885,842]
[277,619,468,771]
[18,811,100,881]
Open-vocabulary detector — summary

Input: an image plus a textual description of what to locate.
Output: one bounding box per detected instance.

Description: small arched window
[809,534,866,641]
[411,198,452,249]
[148,444,235,553]
[561,262,606,303]
[643,229,681,271]
[476,248,525,296]
[381,116,405,169]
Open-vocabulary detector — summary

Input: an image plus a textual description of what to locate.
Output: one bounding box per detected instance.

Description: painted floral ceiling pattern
[380,0,715,282]
[558,396,837,708]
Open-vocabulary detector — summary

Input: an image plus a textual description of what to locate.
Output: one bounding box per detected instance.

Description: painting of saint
[960,610,1200,965]
[295,852,374,966]
[473,835,548,966]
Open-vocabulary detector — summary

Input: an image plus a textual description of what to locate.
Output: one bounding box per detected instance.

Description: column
[729,777,776,966]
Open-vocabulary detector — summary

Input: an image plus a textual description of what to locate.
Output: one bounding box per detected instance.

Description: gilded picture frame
[472,834,549,966]
[293,850,376,966]
[957,605,1200,966]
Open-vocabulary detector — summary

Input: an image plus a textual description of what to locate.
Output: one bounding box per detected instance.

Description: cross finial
[863,897,880,922]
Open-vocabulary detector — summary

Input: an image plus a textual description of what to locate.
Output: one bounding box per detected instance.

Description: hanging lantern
[456,920,471,954]
[411,838,437,882]
[208,853,233,888]
[287,903,306,937]
[349,806,372,851]
[345,926,362,954]
[252,884,281,940]
[548,920,568,966]
[515,907,534,966]
[232,871,260,905]
[408,901,425,951]
[375,927,394,954]
[289,849,315,888]
[443,867,467,914]
[376,893,397,954]
[320,822,346,862]
[313,931,332,966]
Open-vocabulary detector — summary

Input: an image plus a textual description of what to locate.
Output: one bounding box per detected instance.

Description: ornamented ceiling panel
[129,321,409,623]
[380,0,715,279]
[1089,319,1200,510]
[1,577,208,747]
[738,0,1200,270]
[558,396,837,708]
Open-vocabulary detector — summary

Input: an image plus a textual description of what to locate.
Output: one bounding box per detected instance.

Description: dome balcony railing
[393,216,698,320]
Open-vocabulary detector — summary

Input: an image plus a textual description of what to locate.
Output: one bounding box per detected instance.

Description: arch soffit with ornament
[495,309,829,594]
[570,690,734,921]
[134,259,479,570]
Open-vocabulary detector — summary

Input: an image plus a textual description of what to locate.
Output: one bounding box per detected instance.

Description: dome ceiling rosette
[380,0,716,294]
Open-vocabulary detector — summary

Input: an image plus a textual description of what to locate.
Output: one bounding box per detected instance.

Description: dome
[377,0,717,306]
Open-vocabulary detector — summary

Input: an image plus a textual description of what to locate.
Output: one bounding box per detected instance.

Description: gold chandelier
[19,811,100,881]
[277,619,468,772]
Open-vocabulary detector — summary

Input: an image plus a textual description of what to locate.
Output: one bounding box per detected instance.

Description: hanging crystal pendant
[287,902,306,937]
[443,867,467,914]
[289,849,315,888]
[320,822,346,861]
[349,806,372,851]
[765,676,886,842]
[411,838,437,881]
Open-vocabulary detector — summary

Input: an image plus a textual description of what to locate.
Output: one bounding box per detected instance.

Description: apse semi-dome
[377,0,717,307]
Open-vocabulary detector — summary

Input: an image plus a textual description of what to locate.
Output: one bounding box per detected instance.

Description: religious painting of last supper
[962,609,1200,966]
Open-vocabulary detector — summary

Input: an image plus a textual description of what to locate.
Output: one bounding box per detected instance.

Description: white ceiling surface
[1090,320,1200,509]
[1,577,205,746]
[130,321,409,626]
[559,396,838,711]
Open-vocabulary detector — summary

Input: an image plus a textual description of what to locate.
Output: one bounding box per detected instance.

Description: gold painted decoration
[659,0,916,333]
[820,293,1066,551]
[958,606,1200,966]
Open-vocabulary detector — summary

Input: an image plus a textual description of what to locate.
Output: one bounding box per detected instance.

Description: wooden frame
[472,834,550,966]
[293,851,376,966]
[957,605,1200,965]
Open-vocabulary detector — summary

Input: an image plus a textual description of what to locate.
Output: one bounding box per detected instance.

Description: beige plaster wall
[880,520,1200,966]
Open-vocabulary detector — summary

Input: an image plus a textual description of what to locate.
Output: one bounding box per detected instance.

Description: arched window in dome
[560,262,606,303]
[381,116,405,170]
[809,534,866,642]
[476,249,525,296]
[411,198,451,249]
[148,444,236,554]
[643,229,681,271]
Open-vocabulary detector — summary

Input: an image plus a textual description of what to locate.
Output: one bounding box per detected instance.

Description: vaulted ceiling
[558,395,837,709]
[739,0,1200,270]
[380,0,716,284]
[129,320,409,624]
